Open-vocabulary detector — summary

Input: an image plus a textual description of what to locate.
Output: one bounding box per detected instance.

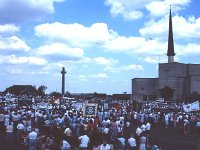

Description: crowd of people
[0,96,200,150]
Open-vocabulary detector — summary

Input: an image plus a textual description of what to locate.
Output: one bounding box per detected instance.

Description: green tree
[38,85,47,96]
[50,91,61,97]
[64,91,71,97]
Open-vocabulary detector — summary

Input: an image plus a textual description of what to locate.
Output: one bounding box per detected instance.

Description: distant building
[70,93,107,100]
[112,94,131,100]
[4,85,38,96]
[132,9,200,102]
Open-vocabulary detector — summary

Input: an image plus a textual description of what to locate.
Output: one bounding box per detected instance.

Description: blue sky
[0,0,200,94]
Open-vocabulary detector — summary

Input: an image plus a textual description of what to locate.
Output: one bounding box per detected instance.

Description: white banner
[76,102,83,111]
[183,101,199,112]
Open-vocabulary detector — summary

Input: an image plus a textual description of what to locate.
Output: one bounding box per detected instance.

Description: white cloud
[139,17,168,38]
[35,21,199,57]
[80,57,92,64]
[6,68,22,74]
[146,0,191,17]
[33,12,199,59]
[104,0,151,21]
[0,0,65,23]
[140,15,200,40]
[174,16,200,39]
[35,22,113,47]
[166,0,191,5]
[144,57,159,64]
[104,36,145,52]
[104,66,120,73]
[53,0,65,2]
[0,55,47,65]
[91,73,109,79]
[104,64,144,73]
[78,75,88,81]
[0,36,30,52]
[178,43,200,54]
[0,24,19,34]
[123,65,144,71]
[37,43,84,60]
[93,57,118,66]
[146,1,168,17]
[105,0,191,21]
[104,35,166,55]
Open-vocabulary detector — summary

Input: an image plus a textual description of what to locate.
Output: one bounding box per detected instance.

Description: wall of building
[176,77,189,102]
[188,64,200,76]
[158,63,187,101]
[159,63,186,88]
[132,63,200,102]
[190,76,200,93]
[132,78,158,101]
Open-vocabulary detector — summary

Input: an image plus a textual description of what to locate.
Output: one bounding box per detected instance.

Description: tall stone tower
[61,67,66,96]
[167,7,175,63]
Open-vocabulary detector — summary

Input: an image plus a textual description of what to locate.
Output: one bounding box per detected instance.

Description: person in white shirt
[4,113,10,127]
[17,122,25,130]
[127,135,136,150]
[139,133,146,150]
[28,129,38,150]
[12,111,21,134]
[136,126,142,149]
[16,122,25,141]
[78,134,90,149]
[146,122,151,135]
[6,122,13,143]
[136,126,142,136]
[100,141,111,150]
[164,114,169,128]
[61,139,71,150]
[141,124,146,133]
[116,134,126,150]
[102,118,111,127]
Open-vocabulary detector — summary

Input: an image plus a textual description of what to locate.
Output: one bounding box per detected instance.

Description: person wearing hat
[64,127,72,136]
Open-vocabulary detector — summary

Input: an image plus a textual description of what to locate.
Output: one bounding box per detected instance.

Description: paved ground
[0,141,25,150]
[149,123,200,150]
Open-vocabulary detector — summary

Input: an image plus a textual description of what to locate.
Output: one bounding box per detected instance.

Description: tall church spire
[167,7,175,63]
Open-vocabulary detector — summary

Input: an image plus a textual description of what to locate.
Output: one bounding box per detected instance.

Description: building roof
[4,85,38,95]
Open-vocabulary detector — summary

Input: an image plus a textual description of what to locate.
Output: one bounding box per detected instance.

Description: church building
[132,9,200,102]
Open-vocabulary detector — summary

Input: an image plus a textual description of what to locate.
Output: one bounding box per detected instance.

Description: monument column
[61,67,66,96]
